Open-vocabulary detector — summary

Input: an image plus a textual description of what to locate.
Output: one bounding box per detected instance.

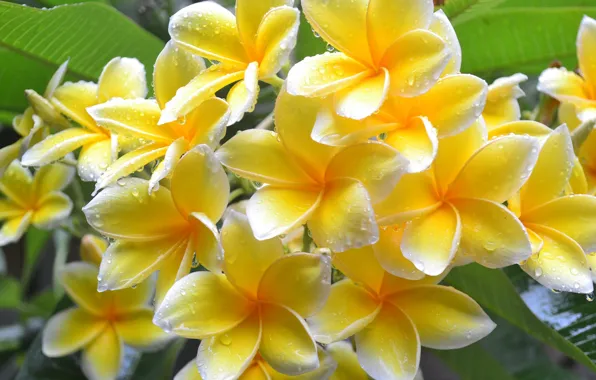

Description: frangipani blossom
[83,145,228,303]
[160,0,300,124]
[483,73,528,130]
[22,57,148,182]
[374,121,540,276]
[42,262,170,380]
[154,211,331,378]
[217,90,407,252]
[0,160,73,246]
[327,341,369,380]
[309,247,495,380]
[287,0,453,120]
[80,234,108,266]
[88,42,230,192]
[490,121,596,293]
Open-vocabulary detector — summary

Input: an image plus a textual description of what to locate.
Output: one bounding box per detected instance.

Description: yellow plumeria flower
[483,73,528,130]
[216,89,407,252]
[42,262,170,380]
[326,341,368,380]
[0,160,73,246]
[87,42,230,192]
[80,234,108,266]
[83,145,228,303]
[310,247,495,380]
[22,57,148,182]
[286,0,452,120]
[154,211,331,378]
[374,121,540,276]
[159,0,300,124]
[490,121,596,293]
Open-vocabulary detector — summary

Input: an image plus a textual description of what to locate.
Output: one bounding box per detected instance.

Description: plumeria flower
[490,121,596,293]
[483,73,528,130]
[88,42,230,192]
[159,0,300,125]
[83,145,228,303]
[0,160,73,246]
[326,341,369,380]
[22,57,148,182]
[217,89,407,252]
[286,0,452,120]
[80,234,108,266]
[309,246,495,380]
[42,262,170,380]
[373,121,540,276]
[154,211,331,378]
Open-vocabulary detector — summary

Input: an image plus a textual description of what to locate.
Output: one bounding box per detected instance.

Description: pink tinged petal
[42,308,106,357]
[355,303,420,380]
[81,325,122,380]
[430,10,462,75]
[577,16,596,97]
[32,192,72,229]
[0,212,32,247]
[385,116,438,173]
[255,6,300,78]
[334,68,389,120]
[401,203,461,276]
[77,139,113,182]
[227,62,260,125]
[374,226,426,280]
[97,57,147,103]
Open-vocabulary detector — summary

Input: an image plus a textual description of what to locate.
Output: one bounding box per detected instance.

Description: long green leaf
[0,276,21,309]
[431,343,516,380]
[23,227,51,292]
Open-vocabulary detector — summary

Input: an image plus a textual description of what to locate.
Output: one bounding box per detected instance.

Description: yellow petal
[0,160,34,208]
[21,128,106,167]
[453,198,532,268]
[174,360,201,380]
[401,203,460,276]
[558,102,582,131]
[227,62,259,125]
[32,162,74,196]
[148,138,187,193]
[569,156,589,195]
[60,262,112,316]
[197,311,261,380]
[374,226,426,280]
[286,53,372,97]
[81,325,122,380]
[390,285,495,349]
[446,135,540,203]
[77,139,113,182]
[487,120,550,139]
[327,341,368,380]
[258,253,331,317]
[0,199,25,221]
[216,129,316,186]
[154,271,254,339]
[382,29,450,98]
[334,68,389,120]
[154,41,206,108]
[309,179,378,252]
[80,235,107,267]
[578,16,596,97]
[326,141,406,203]
[13,108,34,137]
[537,68,591,104]
[111,277,154,313]
[115,308,171,350]
[247,186,322,240]
[187,97,230,148]
[97,57,147,103]
[416,74,487,137]
[521,225,593,294]
[26,89,69,129]
[155,240,194,306]
[190,212,223,273]
[0,213,31,246]
[308,280,380,344]
[0,141,22,178]
[51,81,101,132]
[83,177,187,241]
[483,73,527,129]
[302,0,372,65]
[260,303,319,375]
[430,10,461,76]
[255,6,300,78]
[520,125,574,212]
[221,210,284,298]
[42,308,106,357]
[237,0,293,54]
[169,2,248,67]
[355,303,419,380]
[385,116,438,173]
[32,192,72,228]
[332,246,385,294]
[522,195,596,252]
[171,145,228,221]
[367,0,433,63]
[266,346,337,380]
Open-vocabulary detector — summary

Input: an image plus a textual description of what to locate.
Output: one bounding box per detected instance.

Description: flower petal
[247,186,322,240]
[51,81,101,132]
[221,210,284,298]
[237,0,293,52]
[0,213,31,246]
[401,203,461,276]
[44,60,69,98]
[60,262,111,315]
[216,129,316,187]
[155,240,194,306]
[174,360,200,380]
[308,280,380,344]
[537,68,591,104]
[0,142,22,178]
[0,200,25,221]
[334,68,389,120]
[446,135,540,203]
[22,129,106,167]
[227,62,259,125]
[326,341,368,380]
[355,303,420,380]
[332,246,385,294]
[81,325,122,380]
[197,310,261,380]
[84,177,187,241]
[42,308,106,357]
[389,285,495,349]
[115,308,171,350]
[578,16,596,97]
[32,192,72,229]
[169,2,248,67]
[190,212,223,273]
[0,160,33,207]
[484,73,527,129]
[521,225,593,294]
[430,10,461,75]
[382,29,450,98]
[454,198,532,268]
[260,303,319,375]
[77,139,113,182]
[154,271,254,339]
[187,97,230,148]
[26,89,69,129]
[33,162,74,196]
[374,226,426,280]
[385,116,438,173]
[308,179,378,252]
[255,6,300,78]
[148,139,187,193]
[97,57,147,103]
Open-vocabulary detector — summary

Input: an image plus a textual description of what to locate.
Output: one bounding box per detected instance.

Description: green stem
[302,226,312,253]
[256,112,275,130]
[572,119,596,153]
[228,188,245,204]
[262,76,285,91]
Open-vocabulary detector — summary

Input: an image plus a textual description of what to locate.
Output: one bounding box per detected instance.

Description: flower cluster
[2,1,596,379]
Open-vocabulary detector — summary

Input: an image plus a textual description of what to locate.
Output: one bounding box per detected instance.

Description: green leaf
[16,334,86,380]
[0,276,21,309]
[445,264,596,372]
[431,343,516,380]
[295,11,326,61]
[23,227,51,292]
